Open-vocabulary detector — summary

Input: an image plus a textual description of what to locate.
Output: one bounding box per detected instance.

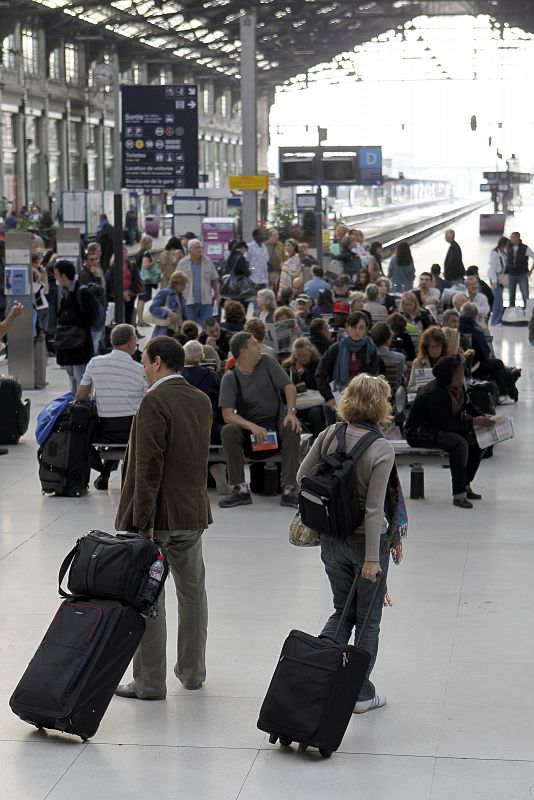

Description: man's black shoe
[94,476,109,491]
[0,448,8,456]
[466,489,482,500]
[218,489,252,508]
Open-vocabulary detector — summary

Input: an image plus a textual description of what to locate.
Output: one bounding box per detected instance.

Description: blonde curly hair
[338,373,392,426]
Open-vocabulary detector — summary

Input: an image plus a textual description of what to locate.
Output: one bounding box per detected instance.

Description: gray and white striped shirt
[80,349,147,417]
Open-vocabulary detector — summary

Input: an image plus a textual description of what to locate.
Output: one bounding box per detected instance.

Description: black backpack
[298,424,381,538]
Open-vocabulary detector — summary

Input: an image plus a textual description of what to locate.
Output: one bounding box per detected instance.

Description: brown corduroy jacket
[115,377,213,533]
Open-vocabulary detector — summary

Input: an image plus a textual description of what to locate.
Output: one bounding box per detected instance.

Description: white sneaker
[353,694,387,714]
[209,463,230,495]
[497,396,514,405]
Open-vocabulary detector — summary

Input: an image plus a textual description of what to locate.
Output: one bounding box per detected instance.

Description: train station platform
[1,205,534,799]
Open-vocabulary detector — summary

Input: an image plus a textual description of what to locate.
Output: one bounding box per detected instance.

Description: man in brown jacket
[115,336,213,699]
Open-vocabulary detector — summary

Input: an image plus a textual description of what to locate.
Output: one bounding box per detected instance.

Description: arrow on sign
[187,100,197,109]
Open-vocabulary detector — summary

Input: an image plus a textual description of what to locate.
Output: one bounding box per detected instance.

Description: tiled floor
[1,207,533,798]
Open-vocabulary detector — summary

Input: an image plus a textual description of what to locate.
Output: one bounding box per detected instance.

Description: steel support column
[240,13,257,240]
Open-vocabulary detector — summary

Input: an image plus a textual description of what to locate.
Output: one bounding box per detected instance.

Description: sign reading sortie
[121,84,199,190]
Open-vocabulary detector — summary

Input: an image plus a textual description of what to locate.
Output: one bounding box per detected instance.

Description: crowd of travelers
[0,216,529,726]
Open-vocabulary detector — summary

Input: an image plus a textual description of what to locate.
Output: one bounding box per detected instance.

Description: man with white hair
[464,275,490,320]
[178,239,220,327]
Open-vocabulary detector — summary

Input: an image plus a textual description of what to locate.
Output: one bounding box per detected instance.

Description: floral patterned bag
[288,511,320,547]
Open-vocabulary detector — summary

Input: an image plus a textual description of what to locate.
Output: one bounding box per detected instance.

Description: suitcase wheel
[319,749,332,759]
[297,743,308,755]
[268,734,278,745]
[279,736,292,747]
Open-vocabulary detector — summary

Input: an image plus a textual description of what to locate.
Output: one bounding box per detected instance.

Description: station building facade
[0,22,270,215]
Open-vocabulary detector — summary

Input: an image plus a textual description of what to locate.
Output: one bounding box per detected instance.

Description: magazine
[474,416,514,448]
[250,430,278,452]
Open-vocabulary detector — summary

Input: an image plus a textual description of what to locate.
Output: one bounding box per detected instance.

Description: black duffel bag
[58,530,169,613]
[220,271,257,303]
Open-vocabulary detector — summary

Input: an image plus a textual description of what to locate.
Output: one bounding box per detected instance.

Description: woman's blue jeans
[320,533,390,702]
[491,284,503,326]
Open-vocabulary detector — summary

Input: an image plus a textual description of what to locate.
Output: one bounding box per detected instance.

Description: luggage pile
[9,530,168,741]
[37,402,101,497]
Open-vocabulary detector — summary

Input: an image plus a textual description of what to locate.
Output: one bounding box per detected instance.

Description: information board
[121,85,199,190]
[279,145,383,187]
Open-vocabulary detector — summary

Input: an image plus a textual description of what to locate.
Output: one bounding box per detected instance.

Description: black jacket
[226,251,250,277]
[55,280,96,366]
[96,222,114,271]
[331,249,361,276]
[444,241,464,282]
[309,331,333,355]
[285,358,320,391]
[405,379,480,438]
[315,341,379,402]
[382,293,397,314]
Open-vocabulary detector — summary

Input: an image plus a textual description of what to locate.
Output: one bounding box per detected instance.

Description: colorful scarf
[350,420,408,565]
[333,335,377,390]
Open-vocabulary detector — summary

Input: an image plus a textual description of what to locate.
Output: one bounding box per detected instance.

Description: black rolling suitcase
[257,572,385,758]
[0,375,31,444]
[37,403,100,496]
[9,597,145,740]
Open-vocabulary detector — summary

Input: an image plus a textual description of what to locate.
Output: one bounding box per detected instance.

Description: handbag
[288,510,320,547]
[58,530,169,613]
[54,324,87,351]
[144,296,182,331]
[295,390,324,410]
[141,262,161,285]
[220,271,257,303]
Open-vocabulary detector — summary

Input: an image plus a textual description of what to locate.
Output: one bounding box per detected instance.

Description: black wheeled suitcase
[257,573,385,758]
[9,597,145,740]
[37,403,100,496]
[0,375,31,444]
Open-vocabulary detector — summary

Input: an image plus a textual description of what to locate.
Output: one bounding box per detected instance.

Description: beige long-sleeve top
[296,424,394,561]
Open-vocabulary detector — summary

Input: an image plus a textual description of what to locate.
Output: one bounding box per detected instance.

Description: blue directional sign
[358,146,382,185]
[121,85,198,190]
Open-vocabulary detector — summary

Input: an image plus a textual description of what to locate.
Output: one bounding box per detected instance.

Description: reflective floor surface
[1,209,533,798]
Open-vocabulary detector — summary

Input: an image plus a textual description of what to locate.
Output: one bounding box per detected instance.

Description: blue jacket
[150,286,187,338]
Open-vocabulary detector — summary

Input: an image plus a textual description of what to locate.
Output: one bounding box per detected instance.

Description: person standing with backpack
[53,260,98,392]
[297,373,407,714]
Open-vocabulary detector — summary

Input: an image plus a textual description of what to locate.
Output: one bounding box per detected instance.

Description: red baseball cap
[333,300,350,314]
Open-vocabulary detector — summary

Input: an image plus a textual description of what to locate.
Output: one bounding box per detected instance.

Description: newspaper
[475,416,514,448]
[414,367,434,386]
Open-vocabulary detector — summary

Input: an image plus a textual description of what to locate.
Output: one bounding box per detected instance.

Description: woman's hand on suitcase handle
[362,561,382,582]
[140,527,154,541]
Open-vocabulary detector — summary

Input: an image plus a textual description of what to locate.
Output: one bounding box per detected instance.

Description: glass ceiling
[18,1,534,88]
[29,0,273,77]
[282,13,534,90]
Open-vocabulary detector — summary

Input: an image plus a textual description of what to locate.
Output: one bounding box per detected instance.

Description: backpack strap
[334,424,382,460]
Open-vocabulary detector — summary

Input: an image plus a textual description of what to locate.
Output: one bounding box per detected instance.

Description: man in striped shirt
[76,324,146,490]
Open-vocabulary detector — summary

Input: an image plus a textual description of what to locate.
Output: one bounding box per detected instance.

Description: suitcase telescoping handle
[333,570,386,646]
